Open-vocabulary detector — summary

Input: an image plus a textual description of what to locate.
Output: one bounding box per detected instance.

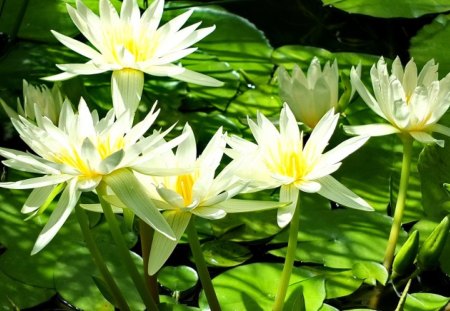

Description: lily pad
[198,262,319,310]
[321,0,450,18]
[201,240,252,267]
[0,269,54,310]
[404,293,450,311]
[410,14,450,75]
[352,261,388,286]
[269,208,406,269]
[158,266,198,292]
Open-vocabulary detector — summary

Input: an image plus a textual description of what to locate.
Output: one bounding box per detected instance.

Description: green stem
[186,216,221,311]
[75,205,130,311]
[273,191,301,311]
[139,219,160,304]
[97,182,159,311]
[383,135,414,273]
[395,278,412,311]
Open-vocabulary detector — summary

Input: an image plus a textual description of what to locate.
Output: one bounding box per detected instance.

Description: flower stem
[383,135,414,272]
[97,182,159,311]
[272,191,301,311]
[186,216,221,311]
[139,219,160,304]
[75,205,130,311]
[395,278,412,311]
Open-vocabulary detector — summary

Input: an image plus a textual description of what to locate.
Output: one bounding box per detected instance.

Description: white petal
[304,108,338,158]
[104,169,175,240]
[192,206,226,219]
[175,124,197,165]
[111,69,144,116]
[22,185,57,214]
[219,199,284,213]
[42,71,78,82]
[410,131,443,147]
[0,174,72,189]
[51,30,102,60]
[56,63,109,75]
[148,211,191,275]
[170,68,223,87]
[156,187,186,209]
[318,136,369,168]
[316,175,373,211]
[31,179,80,254]
[277,184,299,228]
[343,124,400,137]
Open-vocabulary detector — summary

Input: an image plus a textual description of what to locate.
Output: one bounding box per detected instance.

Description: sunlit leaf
[321,0,450,18]
[201,240,252,267]
[158,266,198,292]
[404,292,450,311]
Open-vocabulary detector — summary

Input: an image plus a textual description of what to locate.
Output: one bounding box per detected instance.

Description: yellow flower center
[52,136,125,178]
[266,143,308,183]
[175,174,195,206]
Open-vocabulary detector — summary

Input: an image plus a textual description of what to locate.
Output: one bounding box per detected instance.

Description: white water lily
[1,80,64,124]
[278,57,359,129]
[0,99,185,254]
[44,0,222,115]
[344,57,450,146]
[130,124,281,275]
[227,104,373,228]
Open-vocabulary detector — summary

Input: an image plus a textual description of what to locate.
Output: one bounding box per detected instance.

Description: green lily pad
[404,293,450,311]
[417,135,450,219]
[410,14,450,74]
[352,261,388,286]
[198,262,319,310]
[323,269,364,299]
[158,266,198,292]
[201,240,252,267]
[321,0,450,18]
[187,7,274,85]
[0,269,54,310]
[54,246,114,311]
[270,208,406,269]
[285,276,326,311]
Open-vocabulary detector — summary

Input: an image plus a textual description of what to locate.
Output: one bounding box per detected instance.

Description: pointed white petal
[42,71,79,82]
[170,68,224,87]
[0,174,72,189]
[31,180,80,254]
[192,206,226,219]
[316,175,373,211]
[156,187,186,209]
[343,124,400,137]
[104,169,175,240]
[56,63,109,75]
[175,124,197,165]
[277,184,299,228]
[51,30,101,60]
[111,69,144,116]
[22,185,56,214]
[148,211,191,275]
[410,131,443,147]
[219,199,285,213]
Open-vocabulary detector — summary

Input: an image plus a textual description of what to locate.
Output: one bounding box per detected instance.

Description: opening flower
[44,0,223,115]
[0,99,185,254]
[278,57,358,129]
[227,104,373,227]
[134,124,281,275]
[1,80,64,124]
[344,56,450,146]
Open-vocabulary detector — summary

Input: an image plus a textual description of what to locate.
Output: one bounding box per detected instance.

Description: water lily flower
[44,0,222,115]
[1,80,64,124]
[132,124,281,275]
[344,57,450,146]
[227,104,373,228]
[0,99,185,254]
[278,57,359,129]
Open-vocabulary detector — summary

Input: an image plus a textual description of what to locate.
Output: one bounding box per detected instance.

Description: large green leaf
[417,135,450,219]
[0,269,54,310]
[201,240,252,267]
[321,0,450,18]
[270,208,406,269]
[0,0,122,42]
[404,293,450,311]
[197,263,318,310]
[410,14,450,74]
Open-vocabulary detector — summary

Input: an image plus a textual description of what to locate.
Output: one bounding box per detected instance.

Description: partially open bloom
[44,0,222,115]
[344,57,450,146]
[1,80,64,124]
[278,57,358,129]
[227,104,373,227]
[0,99,184,254]
[131,124,281,275]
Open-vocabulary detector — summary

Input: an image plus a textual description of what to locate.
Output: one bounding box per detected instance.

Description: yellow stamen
[176,174,195,206]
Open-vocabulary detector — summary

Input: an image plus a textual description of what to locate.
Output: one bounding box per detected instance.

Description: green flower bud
[392,230,419,279]
[417,216,450,271]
